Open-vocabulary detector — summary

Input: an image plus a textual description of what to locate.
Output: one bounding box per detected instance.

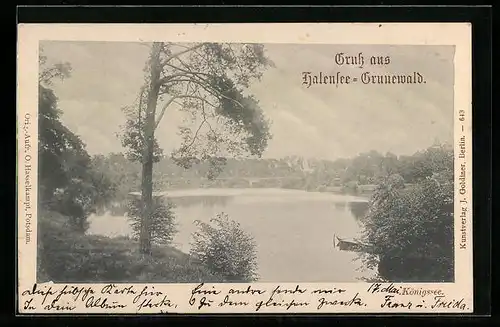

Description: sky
[40,41,455,161]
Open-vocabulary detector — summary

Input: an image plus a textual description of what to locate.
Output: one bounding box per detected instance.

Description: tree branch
[227,44,246,77]
[161,43,206,67]
[171,54,196,71]
[163,62,212,78]
[158,51,248,110]
[201,99,217,140]
[153,96,177,131]
[178,99,219,154]
[159,74,246,109]
[158,72,192,85]
[153,94,218,131]
[184,120,206,151]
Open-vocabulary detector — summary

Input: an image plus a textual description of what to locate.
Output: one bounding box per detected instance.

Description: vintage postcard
[17,23,472,314]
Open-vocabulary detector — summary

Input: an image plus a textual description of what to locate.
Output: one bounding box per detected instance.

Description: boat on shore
[333,235,373,253]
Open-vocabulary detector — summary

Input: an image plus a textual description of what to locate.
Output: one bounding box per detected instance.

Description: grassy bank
[38,210,225,283]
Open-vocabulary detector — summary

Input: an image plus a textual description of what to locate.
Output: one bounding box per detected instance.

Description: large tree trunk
[139,43,162,255]
[139,149,154,255]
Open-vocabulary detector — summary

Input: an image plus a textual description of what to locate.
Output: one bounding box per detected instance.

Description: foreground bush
[38,210,223,283]
[127,196,178,246]
[359,172,454,282]
[190,212,258,282]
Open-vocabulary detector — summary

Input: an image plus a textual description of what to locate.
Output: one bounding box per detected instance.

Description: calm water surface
[87,188,375,282]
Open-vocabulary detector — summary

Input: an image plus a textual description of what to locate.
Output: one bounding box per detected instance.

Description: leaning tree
[119,42,274,254]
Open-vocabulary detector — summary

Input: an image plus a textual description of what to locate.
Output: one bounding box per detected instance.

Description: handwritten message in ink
[19,282,470,314]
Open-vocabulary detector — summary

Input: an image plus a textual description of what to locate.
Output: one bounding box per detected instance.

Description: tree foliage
[90,153,141,213]
[119,85,164,164]
[336,144,453,187]
[190,212,258,282]
[358,163,454,282]
[127,196,178,246]
[38,48,115,232]
[39,49,72,86]
[118,42,274,255]
[119,42,274,178]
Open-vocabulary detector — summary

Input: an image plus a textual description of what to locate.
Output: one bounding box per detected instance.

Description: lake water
[87,188,376,282]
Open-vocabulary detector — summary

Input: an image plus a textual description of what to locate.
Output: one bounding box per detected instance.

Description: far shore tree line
[35,42,454,283]
[90,142,453,213]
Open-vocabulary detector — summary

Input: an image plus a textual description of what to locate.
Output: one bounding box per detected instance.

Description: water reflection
[334,202,346,211]
[169,195,233,208]
[88,188,375,282]
[333,201,370,222]
[348,201,370,221]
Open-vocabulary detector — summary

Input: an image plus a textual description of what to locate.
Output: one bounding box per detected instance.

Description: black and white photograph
[35,40,456,285]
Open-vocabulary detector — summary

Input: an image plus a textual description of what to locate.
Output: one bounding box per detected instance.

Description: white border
[17,23,472,314]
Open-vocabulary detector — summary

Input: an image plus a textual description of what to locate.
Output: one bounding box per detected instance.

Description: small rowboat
[333,234,372,253]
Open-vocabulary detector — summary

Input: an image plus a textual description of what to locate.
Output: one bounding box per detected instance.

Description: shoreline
[128,186,372,203]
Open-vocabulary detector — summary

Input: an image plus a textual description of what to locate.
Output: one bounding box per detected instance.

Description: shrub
[38,210,132,282]
[127,196,178,246]
[358,172,454,282]
[190,212,258,282]
[38,209,223,283]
